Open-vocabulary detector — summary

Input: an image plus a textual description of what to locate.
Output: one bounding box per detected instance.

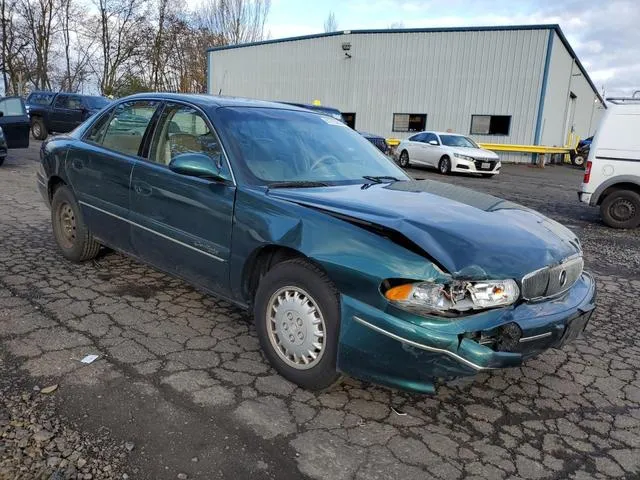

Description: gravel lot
[1,143,639,480]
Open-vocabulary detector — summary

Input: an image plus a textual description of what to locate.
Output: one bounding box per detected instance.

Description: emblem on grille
[559,269,568,287]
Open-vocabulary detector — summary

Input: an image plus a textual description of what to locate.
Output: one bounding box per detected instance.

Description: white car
[396,131,501,177]
[578,97,640,229]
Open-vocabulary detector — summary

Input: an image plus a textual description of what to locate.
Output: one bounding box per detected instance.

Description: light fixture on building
[342,42,352,59]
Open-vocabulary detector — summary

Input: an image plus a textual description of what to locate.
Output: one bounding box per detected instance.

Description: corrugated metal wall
[541,32,604,147]
[209,29,551,162]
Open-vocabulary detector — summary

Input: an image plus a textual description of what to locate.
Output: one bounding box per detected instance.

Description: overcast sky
[267,0,640,98]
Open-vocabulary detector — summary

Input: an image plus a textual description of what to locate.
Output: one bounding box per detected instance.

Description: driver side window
[149,103,231,180]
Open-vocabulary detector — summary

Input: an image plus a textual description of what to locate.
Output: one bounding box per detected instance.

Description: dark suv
[26,91,111,140]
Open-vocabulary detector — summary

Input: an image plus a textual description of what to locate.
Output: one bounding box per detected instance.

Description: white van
[578,97,640,229]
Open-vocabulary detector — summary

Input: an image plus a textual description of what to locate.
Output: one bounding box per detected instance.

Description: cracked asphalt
[1,145,639,479]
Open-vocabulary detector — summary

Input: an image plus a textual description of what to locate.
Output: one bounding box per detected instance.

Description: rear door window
[0,97,27,116]
[96,100,160,157]
[53,95,69,108]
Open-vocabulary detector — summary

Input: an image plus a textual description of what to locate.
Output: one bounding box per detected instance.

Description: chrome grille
[522,256,584,300]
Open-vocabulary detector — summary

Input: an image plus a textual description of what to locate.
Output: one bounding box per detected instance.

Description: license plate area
[481,162,491,169]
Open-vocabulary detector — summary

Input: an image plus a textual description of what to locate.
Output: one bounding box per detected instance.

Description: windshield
[86,96,110,109]
[218,107,409,185]
[440,135,478,148]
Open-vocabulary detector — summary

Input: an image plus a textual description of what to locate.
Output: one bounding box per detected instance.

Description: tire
[398,150,410,168]
[254,258,342,391]
[572,155,585,167]
[51,185,101,261]
[600,190,640,229]
[31,117,48,140]
[438,156,451,175]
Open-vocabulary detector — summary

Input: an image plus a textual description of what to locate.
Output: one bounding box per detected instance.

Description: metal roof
[207,24,604,105]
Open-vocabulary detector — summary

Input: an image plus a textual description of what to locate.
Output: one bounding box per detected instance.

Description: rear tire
[438,156,451,175]
[399,150,410,168]
[600,190,640,229]
[51,185,101,262]
[31,117,48,140]
[254,258,342,391]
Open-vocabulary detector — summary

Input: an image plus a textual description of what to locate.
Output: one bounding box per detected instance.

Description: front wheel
[601,190,640,229]
[31,117,48,140]
[438,156,451,175]
[254,259,341,391]
[51,185,101,261]
[398,150,410,168]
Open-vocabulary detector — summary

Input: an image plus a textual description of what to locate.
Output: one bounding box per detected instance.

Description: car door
[66,95,85,130]
[50,95,72,132]
[0,97,30,148]
[422,133,441,166]
[129,102,236,296]
[66,99,162,253]
[406,133,427,164]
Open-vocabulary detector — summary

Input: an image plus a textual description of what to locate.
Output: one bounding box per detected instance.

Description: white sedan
[396,131,501,177]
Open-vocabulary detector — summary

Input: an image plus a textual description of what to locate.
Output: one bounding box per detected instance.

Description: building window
[342,112,356,129]
[392,113,426,132]
[470,115,511,135]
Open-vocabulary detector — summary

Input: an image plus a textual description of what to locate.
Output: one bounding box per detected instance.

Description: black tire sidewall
[399,150,409,167]
[601,190,640,229]
[31,118,46,140]
[51,186,91,261]
[254,260,341,390]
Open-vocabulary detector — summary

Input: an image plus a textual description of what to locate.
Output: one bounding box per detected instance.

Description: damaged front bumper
[336,272,596,394]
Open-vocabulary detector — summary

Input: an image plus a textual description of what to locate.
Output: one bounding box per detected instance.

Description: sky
[266,0,640,98]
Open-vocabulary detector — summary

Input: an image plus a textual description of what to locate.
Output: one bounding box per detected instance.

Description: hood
[268,180,581,279]
[449,147,499,160]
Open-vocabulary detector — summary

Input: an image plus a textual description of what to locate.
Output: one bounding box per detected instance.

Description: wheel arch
[48,175,67,202]
[594,178,640,205]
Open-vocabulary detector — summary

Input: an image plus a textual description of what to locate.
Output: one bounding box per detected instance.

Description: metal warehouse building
[207,24,604,162]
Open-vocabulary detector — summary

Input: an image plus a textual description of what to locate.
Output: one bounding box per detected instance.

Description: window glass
[0,98,26,116]
[471,115,511,135]
[440,135,478,148]
[27,93,55,106]
[84,110,114,144]
[393,113,426,132]
[99,101,159,156]
[218,107,409,185]
[150,103,231,180]
[342,112,356,129]
[54,95,69,108]
[68,96,82,110]
[423,133,438,144]
[408,133,423,141]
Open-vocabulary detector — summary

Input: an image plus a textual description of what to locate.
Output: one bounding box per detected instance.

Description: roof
[208,24,604,105]
[124,92,306,110]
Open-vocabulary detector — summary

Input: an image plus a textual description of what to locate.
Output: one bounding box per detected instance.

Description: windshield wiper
[267,181,329,190]
[362,175,401,184]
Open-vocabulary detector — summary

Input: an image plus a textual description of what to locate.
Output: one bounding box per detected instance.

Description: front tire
[399,150,410,168]
[51,185,101,261]
[600,190,640,229]
[438,156,451,175]
[254,259,341,391]
[31,117,48,140]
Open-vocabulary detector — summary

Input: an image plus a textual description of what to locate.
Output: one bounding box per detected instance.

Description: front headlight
[384,279,520,317]
[454,153,474,161]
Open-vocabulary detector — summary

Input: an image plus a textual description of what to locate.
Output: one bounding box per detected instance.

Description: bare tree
[92,0,147,95]
[18,0,60,89]
[323,11,337,33]
[0,0,30,94]
[56,0,94,91]
[200,0,270,45]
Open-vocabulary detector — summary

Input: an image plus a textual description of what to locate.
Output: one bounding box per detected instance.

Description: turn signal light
[385,284,413,301]
[583,161,592,184]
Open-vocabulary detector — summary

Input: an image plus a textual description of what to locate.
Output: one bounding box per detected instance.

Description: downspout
[532,29,554,164]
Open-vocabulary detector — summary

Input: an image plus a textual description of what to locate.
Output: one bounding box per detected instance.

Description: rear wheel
[254,259,341,391]
[31,117,48,140]
[399,150,410,168]
[51,185,101,261]
[600,190,640,229]
[438,156,451,175]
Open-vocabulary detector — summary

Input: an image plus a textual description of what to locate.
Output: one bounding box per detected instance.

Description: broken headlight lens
[384,280,520,316]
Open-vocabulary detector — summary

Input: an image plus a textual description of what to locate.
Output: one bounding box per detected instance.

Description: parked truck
[26,91,111,140]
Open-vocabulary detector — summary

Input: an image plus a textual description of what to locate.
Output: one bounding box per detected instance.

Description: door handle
[133,183,152,196]
[72,159,84,170]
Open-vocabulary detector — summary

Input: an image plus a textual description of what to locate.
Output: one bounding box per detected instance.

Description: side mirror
[169,152,225,181]
[428,140,439,146]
